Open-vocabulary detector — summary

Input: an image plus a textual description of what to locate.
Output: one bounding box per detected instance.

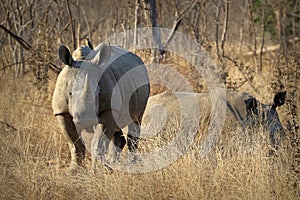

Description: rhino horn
[92,44,111,65]
[83,74,90,96]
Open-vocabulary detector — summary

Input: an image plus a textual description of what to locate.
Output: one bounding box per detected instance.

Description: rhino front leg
[55,114,86,174]
[91,123,104,173]
[92,111,126,167]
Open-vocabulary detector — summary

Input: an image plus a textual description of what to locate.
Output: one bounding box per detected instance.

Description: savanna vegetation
[0,0,299,199]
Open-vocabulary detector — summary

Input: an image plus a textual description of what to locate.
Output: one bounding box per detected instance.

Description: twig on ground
[0,120,17,131]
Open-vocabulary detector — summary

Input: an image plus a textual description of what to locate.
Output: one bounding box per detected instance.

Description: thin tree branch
[164,0,199,50]
[0,24,31,51]
[80,3,91,38]
[59,21,71,35]
[66,0,76,50]
[1,61,27,71]
[0,24,61,73]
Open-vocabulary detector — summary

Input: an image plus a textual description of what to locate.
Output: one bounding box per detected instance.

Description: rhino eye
[69,92,72,96]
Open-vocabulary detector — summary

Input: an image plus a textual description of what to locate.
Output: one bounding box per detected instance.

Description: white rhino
[141,91,286,147]
[52,44,150,173]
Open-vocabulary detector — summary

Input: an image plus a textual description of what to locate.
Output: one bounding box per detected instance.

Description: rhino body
[52,44,150,173]
[141,91,286,146]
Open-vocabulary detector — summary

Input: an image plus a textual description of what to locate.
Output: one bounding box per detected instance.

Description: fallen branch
[0,120,17,131]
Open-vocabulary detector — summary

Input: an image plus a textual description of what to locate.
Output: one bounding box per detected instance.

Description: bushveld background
[0,0,299,199]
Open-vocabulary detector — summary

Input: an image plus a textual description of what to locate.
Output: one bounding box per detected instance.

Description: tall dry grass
[0,74,299,199]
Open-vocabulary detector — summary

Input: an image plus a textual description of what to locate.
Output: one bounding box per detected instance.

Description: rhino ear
[58,45,75,66]
[245,98,258,115]
[273,91,286,108]
[92,44,111,65]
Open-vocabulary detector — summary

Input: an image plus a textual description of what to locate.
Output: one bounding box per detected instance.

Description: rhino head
[58,44,111,68]
[245,91,287,146]
[58,44,111,130]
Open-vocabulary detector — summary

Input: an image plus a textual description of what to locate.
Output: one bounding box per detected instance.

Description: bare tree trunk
[192,2,201,42]
[247,0,258,70]
[66,0,76,50]
[77,24,81,47]
[238,1,246,53]
[291,0,300,51]
[5,0,29,76]
[272,0,287,54]
[220,0,229,58]
[121,1,130,49]
[143,0,164,62]
[112,0,119,37]
[142,0,150,27]
[258,0,266,72]
[17,3,26,75]
[281,0,288,54]
[121,19,127,48]
[134,0,140,46]
[150,0,163,60]
[76,0,81,47]
[201,2,208,43]
[214,1,221,59]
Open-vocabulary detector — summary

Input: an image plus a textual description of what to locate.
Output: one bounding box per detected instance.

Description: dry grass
[0,73,299,200]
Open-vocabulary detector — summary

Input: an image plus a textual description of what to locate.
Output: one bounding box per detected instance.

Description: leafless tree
[220,0,229,58]
[66,0,76,51]
[214,0,222,59]
[134,0,141,46]
[247,0,259,70]
[259,0,266,72]
[143,0,164,61]
[164,0,199,49]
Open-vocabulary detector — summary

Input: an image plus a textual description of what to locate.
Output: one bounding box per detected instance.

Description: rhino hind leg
[55,114,86,175]
[127,122,141,152]
[114,130,126,151]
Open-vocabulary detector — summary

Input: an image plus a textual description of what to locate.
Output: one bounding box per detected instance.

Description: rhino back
[142,92,211,128]
[142,91,255,133]
[98,52,150,126]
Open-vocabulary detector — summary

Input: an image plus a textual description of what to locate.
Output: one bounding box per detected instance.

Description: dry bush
[133,50,208,96]
[0,73,299,199]
[271,52,300,134]
[1,0,299,198]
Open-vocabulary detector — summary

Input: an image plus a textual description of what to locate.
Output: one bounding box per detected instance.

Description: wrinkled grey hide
[52,44,150,173]
[141,91,286,147]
